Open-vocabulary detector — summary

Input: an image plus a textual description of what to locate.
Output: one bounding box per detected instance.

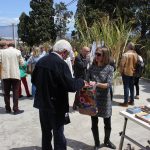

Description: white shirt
[0,47,24,80]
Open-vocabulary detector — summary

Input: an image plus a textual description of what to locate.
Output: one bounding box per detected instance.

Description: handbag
[77,84,98,116]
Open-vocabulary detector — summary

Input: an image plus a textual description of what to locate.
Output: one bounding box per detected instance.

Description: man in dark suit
[73,46,90,110]
[32,40,85,150]
[74,46,90,79]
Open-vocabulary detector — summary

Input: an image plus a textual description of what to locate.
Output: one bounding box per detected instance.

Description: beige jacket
[120,50,138,76]
[0,47,24,80]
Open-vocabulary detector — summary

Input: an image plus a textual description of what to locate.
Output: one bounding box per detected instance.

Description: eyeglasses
[95,52,103,57]
[64,50,69,56]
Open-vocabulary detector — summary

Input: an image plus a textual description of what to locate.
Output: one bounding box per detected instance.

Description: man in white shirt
[0,43,24,114]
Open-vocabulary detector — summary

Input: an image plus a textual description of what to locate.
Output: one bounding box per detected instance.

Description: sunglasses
[95,52,103,57]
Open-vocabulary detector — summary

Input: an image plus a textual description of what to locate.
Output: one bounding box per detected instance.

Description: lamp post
[12,23,17,48]
[12,23,15,41]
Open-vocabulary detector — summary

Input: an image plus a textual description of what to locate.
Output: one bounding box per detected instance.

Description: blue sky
[0,0,77,32]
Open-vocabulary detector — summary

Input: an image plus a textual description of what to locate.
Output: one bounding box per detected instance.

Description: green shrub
[143,63,150,79]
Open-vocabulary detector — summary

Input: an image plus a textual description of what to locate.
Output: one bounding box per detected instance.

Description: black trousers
[91,116,111,145]
[134,77,140,96]
[39,110,66,150]
[3,79,20,111]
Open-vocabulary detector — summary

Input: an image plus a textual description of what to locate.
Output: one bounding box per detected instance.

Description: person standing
[73,47,78,57]
[119,42,138,107]
[27,47,43,97]
[64,49,75,77]
[73,46,90,109]
[31,39,85,150]
[0,42,8,95]
[19,61,32,98]
[86,47,116,150]
[0,43,24,114]
[134,54,144,99]
[39,45,47,58]
[74,46,90,79]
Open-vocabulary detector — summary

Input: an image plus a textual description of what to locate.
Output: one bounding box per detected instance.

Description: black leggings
[91,116,111,131]
[134,77,140,96]
[91,116,111,143]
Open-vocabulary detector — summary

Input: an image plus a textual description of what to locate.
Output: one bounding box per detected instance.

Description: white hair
[53,39,72,53]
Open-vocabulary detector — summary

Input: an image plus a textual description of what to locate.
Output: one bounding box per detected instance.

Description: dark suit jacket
[31,52,84,115]
[74,54,88,79]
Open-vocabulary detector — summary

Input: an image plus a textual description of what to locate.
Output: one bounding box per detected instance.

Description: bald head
[127,42,135,50]
[81,46,90,57]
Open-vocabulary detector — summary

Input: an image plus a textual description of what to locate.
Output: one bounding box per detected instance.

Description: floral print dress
[87,64,114,118]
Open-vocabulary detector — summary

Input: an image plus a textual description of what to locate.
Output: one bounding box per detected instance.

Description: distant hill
[0,25,18,39]
[0,25,71,40]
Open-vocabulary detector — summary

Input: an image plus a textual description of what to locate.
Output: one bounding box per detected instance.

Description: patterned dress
[87,64,114,118]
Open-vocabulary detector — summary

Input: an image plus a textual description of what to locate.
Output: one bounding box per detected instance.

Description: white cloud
[0,17,19,25]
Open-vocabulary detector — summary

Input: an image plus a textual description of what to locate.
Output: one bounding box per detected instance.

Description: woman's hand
[96,82,108,89]
[89,81,97,90]
[84,80,89,87]
[89,81,96,86]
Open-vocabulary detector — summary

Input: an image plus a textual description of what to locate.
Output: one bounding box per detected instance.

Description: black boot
[104,128,116,149]
[5,106,11,113]
[104,140,116,149]
[91,128,100,149]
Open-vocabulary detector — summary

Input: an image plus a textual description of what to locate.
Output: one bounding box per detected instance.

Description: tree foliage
[18,12,30,44]
[76,0,150,38]
[29,0,56,44]
[18,0,56,46]
[55,2,73,38]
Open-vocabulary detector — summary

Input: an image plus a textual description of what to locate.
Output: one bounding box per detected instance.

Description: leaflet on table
[135,112,150,124]
[126,107,141,114]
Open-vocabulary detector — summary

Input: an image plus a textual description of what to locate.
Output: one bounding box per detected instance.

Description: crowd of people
[0,40,144,150]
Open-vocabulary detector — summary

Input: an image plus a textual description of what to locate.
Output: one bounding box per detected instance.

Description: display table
[119,111,150,150]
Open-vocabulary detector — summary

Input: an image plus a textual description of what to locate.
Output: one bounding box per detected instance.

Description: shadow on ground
[113,94,124,100]
[19,96,33,101]
[147,98,150,103]
[67,138,93,150]
[0,107,7,114]
[112,100,120,106]
[10,146,41,150]
[69,106,78,114]
[140,79,150,94]
[67,138,109,150]
[0,93,4,97]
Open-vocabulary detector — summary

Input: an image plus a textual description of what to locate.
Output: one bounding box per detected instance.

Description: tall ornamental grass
[76,16,137,68]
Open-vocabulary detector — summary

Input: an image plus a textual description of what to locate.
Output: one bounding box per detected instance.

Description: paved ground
[0,76,150,150]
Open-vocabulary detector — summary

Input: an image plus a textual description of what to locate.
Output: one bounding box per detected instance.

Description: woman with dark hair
[86,47,116,150]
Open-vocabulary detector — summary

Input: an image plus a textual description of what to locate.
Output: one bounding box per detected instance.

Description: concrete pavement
[0,77,150,150]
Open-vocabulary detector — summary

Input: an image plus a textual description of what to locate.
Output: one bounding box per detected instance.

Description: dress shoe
[13,110,24,115]
[128,101,134,105]
[19,95,24,98]
[5,106,12,113]
[135,95,139,99]
[6,109,12,113]
[27,94,32,98]
[104,140,116,149]
[119,102,128,107]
